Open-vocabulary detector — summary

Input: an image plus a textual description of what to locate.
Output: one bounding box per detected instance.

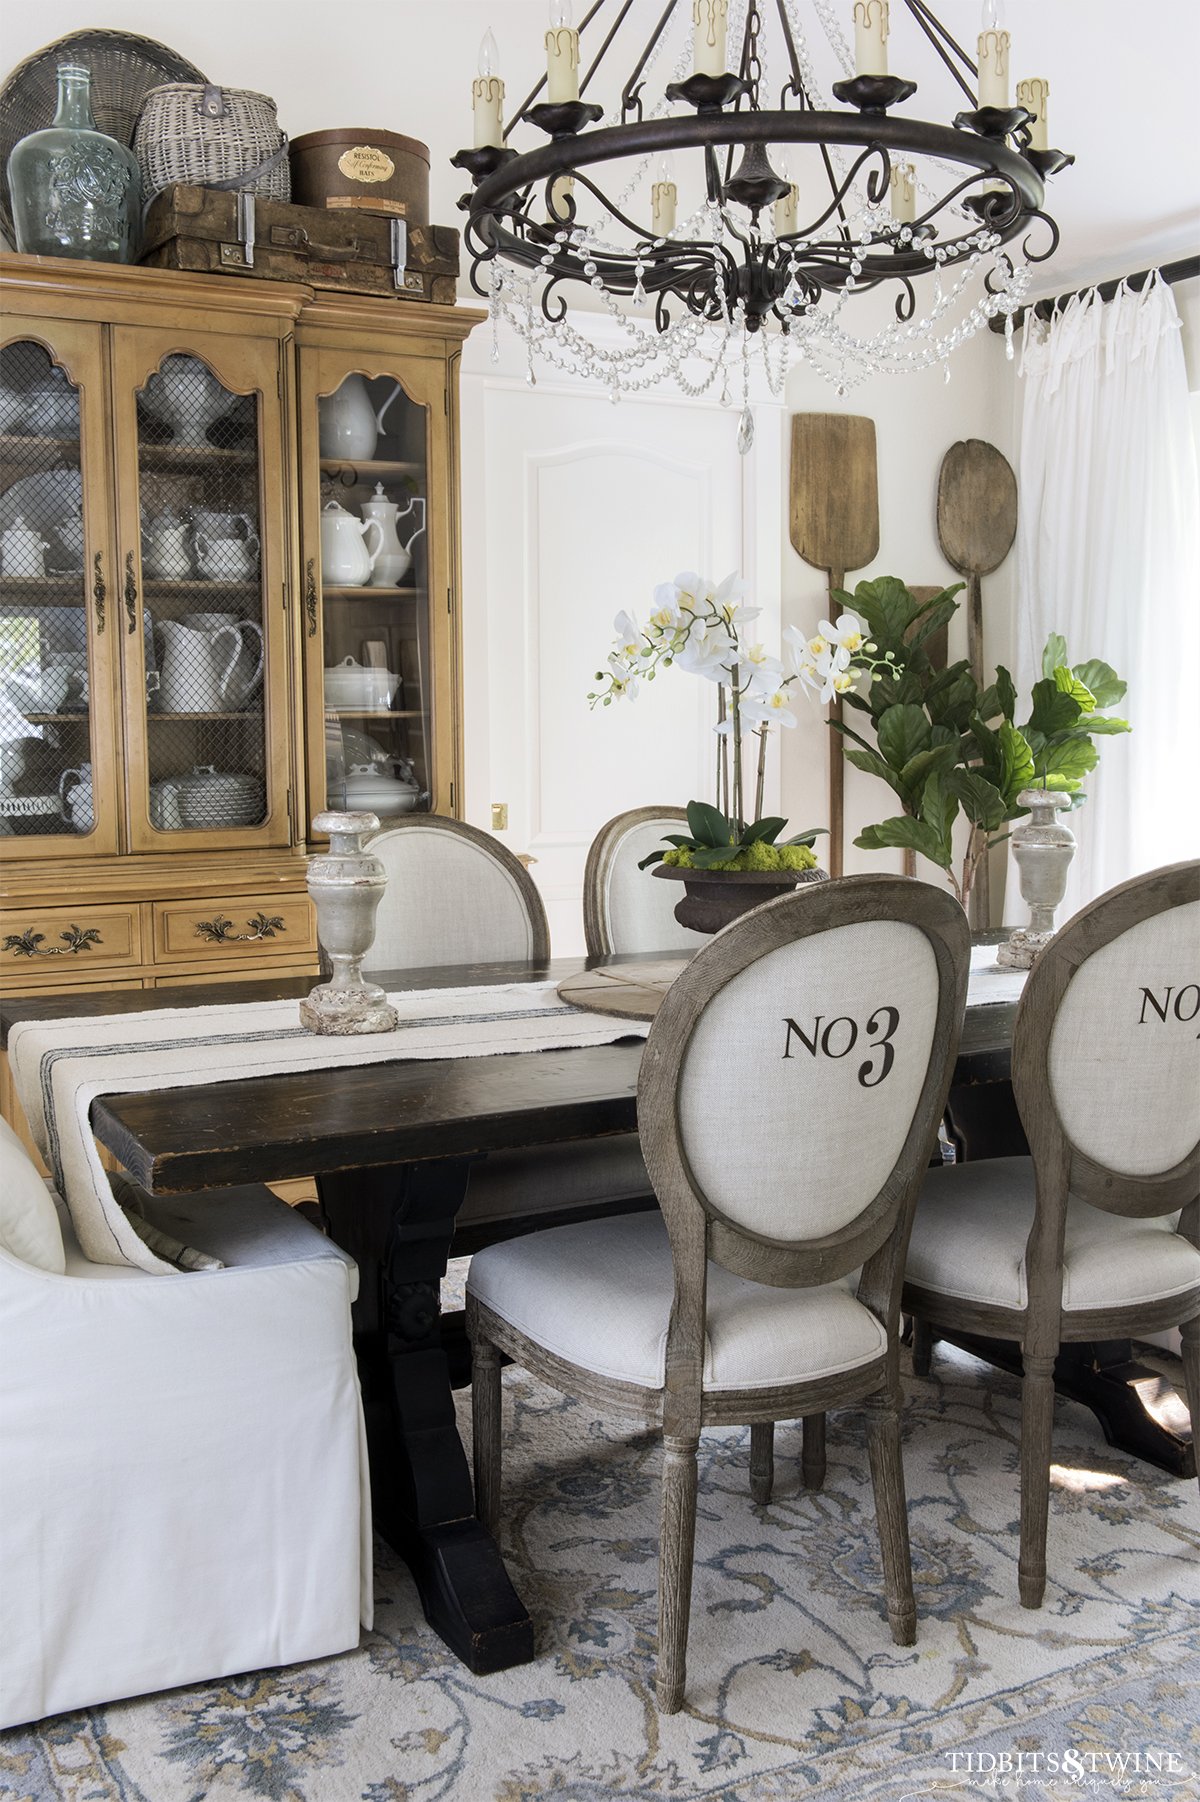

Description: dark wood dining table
[1,948,1190,1674]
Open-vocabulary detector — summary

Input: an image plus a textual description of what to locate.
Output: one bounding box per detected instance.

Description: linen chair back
[638,876,970,1314]
[583,807,706,957]
[363,816,550,973]
[1013,860,1200,1221]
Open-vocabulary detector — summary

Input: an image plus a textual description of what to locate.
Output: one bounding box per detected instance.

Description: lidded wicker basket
[134,82,290,204]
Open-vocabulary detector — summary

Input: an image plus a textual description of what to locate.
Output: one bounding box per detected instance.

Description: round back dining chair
[903,859,1200,1609]
[466,875,971,1711]
[583,806,706,957]
[363,815,550,973]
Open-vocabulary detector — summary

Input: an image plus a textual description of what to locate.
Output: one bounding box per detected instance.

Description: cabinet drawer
[153,893,316,964]
[0,904,142,973]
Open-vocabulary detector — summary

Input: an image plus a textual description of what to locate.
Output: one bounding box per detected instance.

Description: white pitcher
[320,499,384,587]
[361,485,426,587]
[0,516,50,579]
[195,530,260,582]
[157,617,250,713]
[318,376,402,460]
[181,612,264,707]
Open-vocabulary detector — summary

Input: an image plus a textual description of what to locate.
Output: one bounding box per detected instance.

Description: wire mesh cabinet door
[0,315,123,858]
[297,343,456,831]
[109,326,292,854]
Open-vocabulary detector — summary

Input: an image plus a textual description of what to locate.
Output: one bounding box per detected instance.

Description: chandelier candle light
[452,0,1071,444]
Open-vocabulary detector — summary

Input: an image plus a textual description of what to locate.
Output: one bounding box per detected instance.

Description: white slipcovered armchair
[0,1119,371,1728]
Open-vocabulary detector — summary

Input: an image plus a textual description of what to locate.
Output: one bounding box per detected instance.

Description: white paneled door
[462,351,773,954]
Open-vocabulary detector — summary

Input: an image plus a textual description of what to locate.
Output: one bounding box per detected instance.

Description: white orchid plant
[588,570,843,872]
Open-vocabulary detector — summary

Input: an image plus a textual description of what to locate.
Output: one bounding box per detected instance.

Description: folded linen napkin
[9,982,650,1275]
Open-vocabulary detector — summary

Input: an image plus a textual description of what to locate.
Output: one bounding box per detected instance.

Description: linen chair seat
[469,1211,884,1392]
[907,1158,1199,1314]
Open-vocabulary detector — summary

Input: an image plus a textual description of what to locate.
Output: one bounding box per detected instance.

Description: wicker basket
[134,82,290,204]
[0,29,206,242]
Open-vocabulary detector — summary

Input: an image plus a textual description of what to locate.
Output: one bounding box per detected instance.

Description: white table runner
[9,983,651,1275]
[10,950,1025,1277]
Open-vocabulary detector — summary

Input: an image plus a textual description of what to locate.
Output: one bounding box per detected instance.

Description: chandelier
[451,0,1072,445]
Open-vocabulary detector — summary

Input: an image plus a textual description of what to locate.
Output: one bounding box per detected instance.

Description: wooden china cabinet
[0,255,478,1024]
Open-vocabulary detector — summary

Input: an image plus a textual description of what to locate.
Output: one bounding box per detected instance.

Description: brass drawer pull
[304,557,318,637]
[194,912,287,944]
[3,924,103,958]
[124,550,138,634]
[92,551,106,635]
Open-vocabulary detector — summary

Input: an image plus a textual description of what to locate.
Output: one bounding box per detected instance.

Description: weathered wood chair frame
[468,875,971,1711]
[905,860,1200,1609]
[582,804,689,958]
[363,813,551,969]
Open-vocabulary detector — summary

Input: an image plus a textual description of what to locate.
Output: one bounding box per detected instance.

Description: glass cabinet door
[109,328,292,853]
[0,319,122,857]
[299,350,453,829]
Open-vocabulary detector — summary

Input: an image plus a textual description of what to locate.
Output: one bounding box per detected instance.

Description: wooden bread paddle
[936,439,1018,924]
[790,414,879,877]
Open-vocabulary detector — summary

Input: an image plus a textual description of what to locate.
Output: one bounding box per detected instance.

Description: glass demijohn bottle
[8,63,140,262]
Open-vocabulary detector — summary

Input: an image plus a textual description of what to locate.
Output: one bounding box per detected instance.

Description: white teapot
[320,499,383,587]
[0,516,51,579]
[143,509,194,580]
[361,485,426,588]
[318,375,402,461]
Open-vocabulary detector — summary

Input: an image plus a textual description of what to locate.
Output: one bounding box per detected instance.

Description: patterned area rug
[3,1336,1197,1802]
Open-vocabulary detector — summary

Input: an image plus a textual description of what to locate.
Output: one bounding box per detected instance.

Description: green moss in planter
[662,841,818,874]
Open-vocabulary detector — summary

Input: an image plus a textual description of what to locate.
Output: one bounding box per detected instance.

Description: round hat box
[290,129,429,224]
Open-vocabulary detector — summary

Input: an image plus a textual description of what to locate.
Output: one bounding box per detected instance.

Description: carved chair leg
[865,1391,916,1646]
[1018,1348,1056,1609]
[911,1316,934,1379]
[469,1322,503,1539]
[657,1433,699,1714]
[750,1422,774,1504]
[802,1412,827,1490]
[1180,1314,1200,1501]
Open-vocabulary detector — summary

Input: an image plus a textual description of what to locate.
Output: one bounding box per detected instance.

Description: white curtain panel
[1015,275,1200,918]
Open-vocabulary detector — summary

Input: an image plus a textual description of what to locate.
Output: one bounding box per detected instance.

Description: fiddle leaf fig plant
[796,577,1130,906]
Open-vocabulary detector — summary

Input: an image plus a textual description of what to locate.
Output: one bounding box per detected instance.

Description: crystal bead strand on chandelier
[451,0,1070,444]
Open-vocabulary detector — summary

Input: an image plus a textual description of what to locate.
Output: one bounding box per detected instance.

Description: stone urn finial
[301,811,399,1034]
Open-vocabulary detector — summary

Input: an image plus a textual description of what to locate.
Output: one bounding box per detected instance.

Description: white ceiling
[4,0,1198,297]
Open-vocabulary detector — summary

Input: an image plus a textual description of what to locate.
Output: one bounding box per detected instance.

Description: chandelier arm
[621,0,685,121]
[581,0,641,96]
[902,0,979,90]
[773,0,813,106]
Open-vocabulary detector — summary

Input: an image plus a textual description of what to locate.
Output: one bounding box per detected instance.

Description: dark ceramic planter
[651,863,829,934]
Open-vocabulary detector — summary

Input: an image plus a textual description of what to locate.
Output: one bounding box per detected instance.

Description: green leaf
[998,720,1035,804]
[907,595,958,653]
[637,847,667,869]
[856,815,952,868]
[845,746,908,803]
[829,718,877,753]
[1071,659,1127,708]
[1041,633,1068,680]
[741,815,787,845]
[851,576,918,645]
[898,743,960,801]
[919,771,958,849]
[1038,735,1099,783]
[686,800,731,847]
[877,703,931,770]
[1084,715,1131,735]
[947,768,1008,832]
[782,826,827,844]
[1054,665,1096,711]
[994,664,1017,722]
[968,714,1002,772]
[926,669,980,731]
[976,683,1004,722]
[1027,677,1081,737]
[688,844,739,868]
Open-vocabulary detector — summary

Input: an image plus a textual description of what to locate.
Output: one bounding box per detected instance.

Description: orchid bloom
[606,653,639,699]
[612,611,642,663]
[742,641,782,682]
[740,686,798,728]
[820,611,868,656]
[675,627,735,682]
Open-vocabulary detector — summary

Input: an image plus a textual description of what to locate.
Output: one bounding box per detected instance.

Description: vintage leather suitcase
[140,184,458,301]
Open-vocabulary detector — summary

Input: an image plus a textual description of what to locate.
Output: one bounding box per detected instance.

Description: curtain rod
[988,252,1200,334]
